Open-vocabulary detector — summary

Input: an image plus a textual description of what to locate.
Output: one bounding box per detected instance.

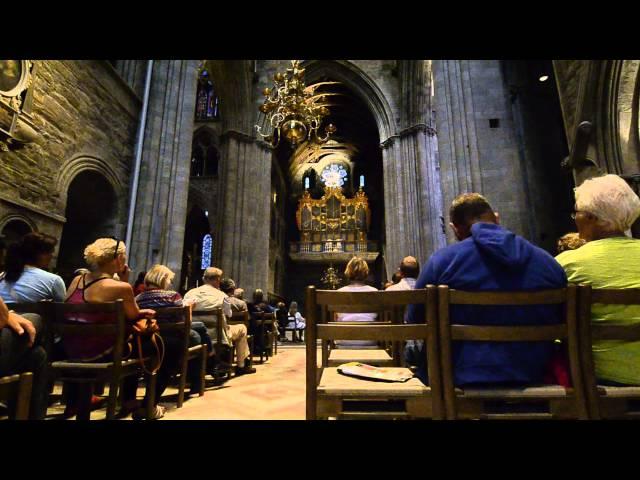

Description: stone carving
[0,60,41,150]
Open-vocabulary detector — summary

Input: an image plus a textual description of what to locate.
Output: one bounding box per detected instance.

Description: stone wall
[0,60,140,265]
[433,60,530,242]
[128,60,199,282]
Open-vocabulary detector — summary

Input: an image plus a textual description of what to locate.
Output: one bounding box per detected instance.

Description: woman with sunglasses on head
[63,237,165,419]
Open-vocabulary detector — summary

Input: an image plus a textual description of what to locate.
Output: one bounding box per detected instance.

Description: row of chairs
[305,284,640,420]
[0,303,279,420]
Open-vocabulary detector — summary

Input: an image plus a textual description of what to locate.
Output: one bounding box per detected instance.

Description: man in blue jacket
[406,193,567,386]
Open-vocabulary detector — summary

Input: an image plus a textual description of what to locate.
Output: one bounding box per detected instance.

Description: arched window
[201,234,212,270]
[195,69,220,121]
[190,130,219,177]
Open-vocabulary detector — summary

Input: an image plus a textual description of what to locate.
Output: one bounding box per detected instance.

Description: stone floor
[45,342,308,421]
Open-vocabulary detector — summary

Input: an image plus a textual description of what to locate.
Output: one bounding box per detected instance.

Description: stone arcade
[1,60,639,304]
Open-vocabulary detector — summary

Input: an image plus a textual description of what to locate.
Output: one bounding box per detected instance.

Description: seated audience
[275,301,288,339]
[406,193,567,386]
[0,232,66,304]
[556,174,640,385]
[384,270,402,290]
[386,256,420,291]
[184,268,256,375]
[220,278,248,313]
[233,288,245,300]
[248,288,275,314]
[335,256,379,347]
[557,232,586,253]
[0,297,48,419]
[286,301,306,341]
[64,238,166,420]
[133,271,146,296]
[135,264,212,394]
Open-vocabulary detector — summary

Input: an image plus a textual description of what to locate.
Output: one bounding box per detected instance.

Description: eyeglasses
[109,236,121,259]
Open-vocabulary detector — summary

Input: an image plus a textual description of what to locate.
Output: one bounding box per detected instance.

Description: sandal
[132,404,166,421]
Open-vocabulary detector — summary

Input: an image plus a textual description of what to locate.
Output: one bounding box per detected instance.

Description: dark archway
[57,170,118,285]
[276,69,385,308]
[179,205,211,292]
[503,60,575,253]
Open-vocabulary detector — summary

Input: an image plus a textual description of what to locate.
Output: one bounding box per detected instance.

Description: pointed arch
[301,60,396,143]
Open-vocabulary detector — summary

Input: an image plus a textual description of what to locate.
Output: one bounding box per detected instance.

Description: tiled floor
[45,342,308,421]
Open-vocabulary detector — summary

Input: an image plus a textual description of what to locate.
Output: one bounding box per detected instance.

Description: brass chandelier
[256,60,337,148]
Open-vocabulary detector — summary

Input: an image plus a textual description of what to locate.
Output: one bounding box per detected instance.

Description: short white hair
[575,174,640,232]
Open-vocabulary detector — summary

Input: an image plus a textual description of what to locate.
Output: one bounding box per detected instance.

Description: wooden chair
[323,309,397,368]
[0,373,33,420]
[577,285,640,419]
[49,300,156,421]
[438,285,588,420]
[259,312,277,362]
[192,308,232,381]
[153,305,207,408]
[306,285,443,420]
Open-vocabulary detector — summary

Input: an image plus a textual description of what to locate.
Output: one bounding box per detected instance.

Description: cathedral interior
[1,59,640,420]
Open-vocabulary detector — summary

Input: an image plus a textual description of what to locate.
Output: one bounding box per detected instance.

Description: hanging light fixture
[256,60,338,148]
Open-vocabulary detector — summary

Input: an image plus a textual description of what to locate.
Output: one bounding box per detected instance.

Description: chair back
[577,285,640,419]
[438,285,587,419]
[51,300,129,365]
[229,310,249,325]
[305,285,442,419]
[192,308,225,344]
[153,305,193,344]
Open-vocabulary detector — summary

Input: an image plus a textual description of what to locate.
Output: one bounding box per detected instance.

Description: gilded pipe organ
[290,185,378,262]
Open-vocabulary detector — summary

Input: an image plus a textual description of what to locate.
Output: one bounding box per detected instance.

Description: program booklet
[337,362,414,383]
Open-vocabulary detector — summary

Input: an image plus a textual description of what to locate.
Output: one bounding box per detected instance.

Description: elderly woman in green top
[556,174,640,385]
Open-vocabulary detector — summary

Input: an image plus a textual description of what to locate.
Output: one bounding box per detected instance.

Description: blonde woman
[135,264,213,397]
[335,256,378,347]
[64,238,163,419]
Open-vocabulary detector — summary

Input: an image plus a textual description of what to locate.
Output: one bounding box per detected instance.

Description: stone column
[433,59,529,241]
[432,60,484,237]
[381,61,446,273]
[115,60,146,98]
[128,60,199,282]
[381,126,445,273]
[217,130,272,296]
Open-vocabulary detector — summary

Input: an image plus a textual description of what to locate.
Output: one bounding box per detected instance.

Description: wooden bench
[154,305,208,408]
[49,300,156,420]
[577,285,640,419]
[306,286,443,420]
[438,285,588,420]
[0,373,33,420]
[192,308,232,381]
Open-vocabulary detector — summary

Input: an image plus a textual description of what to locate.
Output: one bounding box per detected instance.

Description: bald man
[386,256,420,291]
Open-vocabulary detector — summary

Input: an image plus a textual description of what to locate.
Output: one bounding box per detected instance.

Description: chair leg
[199,348,207,396]
[145,373,157,420]
[76,383,93,421]
[106,377,119,420]
[177,357,187,409]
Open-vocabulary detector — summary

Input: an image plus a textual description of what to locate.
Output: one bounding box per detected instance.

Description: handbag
[130,318,165,375]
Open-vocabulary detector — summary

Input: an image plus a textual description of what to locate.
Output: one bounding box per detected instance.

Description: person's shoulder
[104,279,133,294]
[31,267,63,283]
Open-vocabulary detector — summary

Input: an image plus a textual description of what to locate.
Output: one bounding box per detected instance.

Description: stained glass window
[201,234,212,270]
[195,69,219,121]
[320,164,348,188]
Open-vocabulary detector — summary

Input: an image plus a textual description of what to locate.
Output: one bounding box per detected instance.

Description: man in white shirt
[386,256,420,291]
[184,267,255,375]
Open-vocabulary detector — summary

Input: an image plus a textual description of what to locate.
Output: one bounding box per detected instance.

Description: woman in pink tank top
[63,238,163,419]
